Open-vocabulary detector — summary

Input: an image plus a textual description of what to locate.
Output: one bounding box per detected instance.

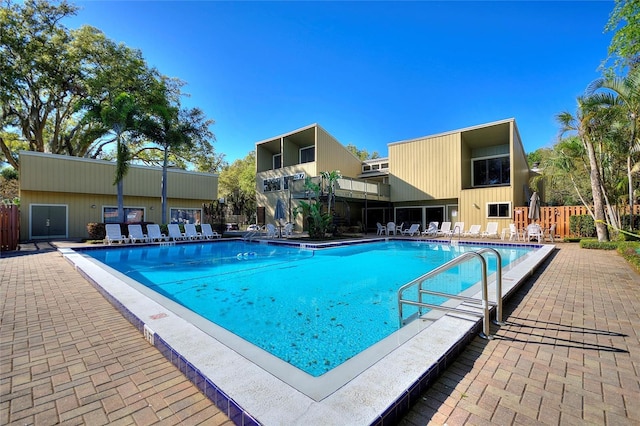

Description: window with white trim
[263,177,281,192]
[299,146,314,163]
[170,208,202,224]
[487,202,511,218]
[103,206,145,223]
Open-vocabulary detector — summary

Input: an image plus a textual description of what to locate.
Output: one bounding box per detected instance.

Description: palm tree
[138,103,214,224]
[86,92,140,222]
[557,96,611,241]
[587,68,640,229]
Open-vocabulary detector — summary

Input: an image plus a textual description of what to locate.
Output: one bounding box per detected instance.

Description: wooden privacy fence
[513,205,640,238]
[1,204,20,252]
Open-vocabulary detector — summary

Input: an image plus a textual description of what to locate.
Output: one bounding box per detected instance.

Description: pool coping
[60,238,555,425]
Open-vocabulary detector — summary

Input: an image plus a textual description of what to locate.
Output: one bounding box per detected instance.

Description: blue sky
[65,1,615,165]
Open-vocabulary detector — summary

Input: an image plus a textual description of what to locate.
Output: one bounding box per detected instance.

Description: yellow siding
[388,133,461,202]
[315,127,362,177]
[19,151,217,200]
[18,151,218,241]
[459,186,514,230]
[510,122,530,207]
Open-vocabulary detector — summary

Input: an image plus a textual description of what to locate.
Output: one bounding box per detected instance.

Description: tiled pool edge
[59,242,555,425]
[62,250,260,426]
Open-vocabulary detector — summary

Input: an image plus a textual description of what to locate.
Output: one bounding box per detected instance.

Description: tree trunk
[161,146,169,224]
[117,179,124,223]
[585,138,609,241]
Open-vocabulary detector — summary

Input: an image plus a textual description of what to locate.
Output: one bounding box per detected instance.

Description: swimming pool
[65,238,554,424]
[85,240,530,376]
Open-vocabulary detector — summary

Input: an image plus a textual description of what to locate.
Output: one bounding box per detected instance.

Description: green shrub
[570,215,596,237]
[616,242,640,274]
[579,239,618,250]
[87,222,106,240]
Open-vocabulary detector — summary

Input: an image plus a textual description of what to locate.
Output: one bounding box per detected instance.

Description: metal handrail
[397,248,503,339]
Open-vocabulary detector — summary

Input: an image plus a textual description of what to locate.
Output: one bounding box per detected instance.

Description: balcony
[289,176,390,202]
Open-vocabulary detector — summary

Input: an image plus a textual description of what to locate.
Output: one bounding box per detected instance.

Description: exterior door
[31,205,67,239]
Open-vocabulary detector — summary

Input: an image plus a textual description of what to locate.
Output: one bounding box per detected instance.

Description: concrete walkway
[1,242,639,425]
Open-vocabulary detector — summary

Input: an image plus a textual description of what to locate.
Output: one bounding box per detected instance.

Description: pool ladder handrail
[397,248,503,339]
[448,224,463,244]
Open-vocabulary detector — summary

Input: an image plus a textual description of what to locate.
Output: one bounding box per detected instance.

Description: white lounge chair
[266,223,278,238]
[168,224,186,241]
[482,222,499,238]
[387,222,397,236]
[451,222,465,237]
[147,224,168,242]
[184,223,204,240]
[402,223,421,236]
[128,224,149,243]
[422,221,439,237]
[104,224,129,245]
[376,222,386,235]
[463,224,481,237]
[437,221,452,237]
[201,223,221,239]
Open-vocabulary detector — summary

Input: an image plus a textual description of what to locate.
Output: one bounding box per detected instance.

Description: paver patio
[1,241,639,425]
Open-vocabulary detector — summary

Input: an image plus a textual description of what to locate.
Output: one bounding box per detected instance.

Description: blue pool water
[86,240,533,376]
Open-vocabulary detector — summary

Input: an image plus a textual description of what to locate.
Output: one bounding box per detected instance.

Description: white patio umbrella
[529,191,540,222]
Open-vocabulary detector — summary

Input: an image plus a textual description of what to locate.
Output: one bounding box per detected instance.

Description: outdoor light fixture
[91,204,96,209]
[473,203,479,209]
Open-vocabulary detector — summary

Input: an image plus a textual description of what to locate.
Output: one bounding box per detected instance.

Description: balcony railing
[289,176,390,201]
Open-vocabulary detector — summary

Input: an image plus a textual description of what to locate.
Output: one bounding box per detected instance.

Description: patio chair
[283,222,294,237]
[147,224,168,242]
[128,224,149,243]
[401,223,421,236]
[422,221,439,237]
[184,223,204,240]
[104,224,129,245]
[527,223,543,243]
[437,221,452,237]
[167,224,186,241]
[481,222,499,238]
[463,224,481,237]
[376,222,387,235]
[201,223,221,239]
[545,223,556,242]
[395,222,404,235]
[387,222,397,236]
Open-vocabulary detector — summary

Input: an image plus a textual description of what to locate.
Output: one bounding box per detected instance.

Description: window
[170,208,202,224]
[263,177,281,192]
[300,146,314,163]
[273,153,281,169]
[363,165,371,172]
[472,155,510,187]
[103,207,145,223]
[487,202,511,218]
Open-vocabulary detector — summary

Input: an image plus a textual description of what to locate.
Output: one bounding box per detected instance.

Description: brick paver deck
[0,244,232,425]
[1,242,639,425]
[401,243,640,425]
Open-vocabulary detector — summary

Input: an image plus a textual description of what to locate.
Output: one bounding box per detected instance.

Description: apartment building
[19,151,218,240]
[255,118,531,233]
